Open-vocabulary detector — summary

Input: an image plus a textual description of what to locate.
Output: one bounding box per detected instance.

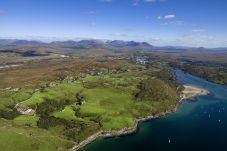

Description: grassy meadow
[0,58,180,150]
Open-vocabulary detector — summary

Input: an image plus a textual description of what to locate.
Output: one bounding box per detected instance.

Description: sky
[0,0,227,47]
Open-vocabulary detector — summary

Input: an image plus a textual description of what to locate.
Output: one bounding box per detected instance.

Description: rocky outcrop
[15,103,35,115]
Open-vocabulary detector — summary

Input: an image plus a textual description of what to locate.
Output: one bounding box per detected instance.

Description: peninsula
[70,85,210,151]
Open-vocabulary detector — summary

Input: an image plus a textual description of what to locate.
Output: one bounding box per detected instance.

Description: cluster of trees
[36,99,74,117]
[35,96,101,142]
[153,68,178,87]
[134,78,178,103]
[0,107,20,120]
[36,92,87,118]
[37,112,100,142]
[37,116,83,129]
[37,115,89,141]
[183,64,227,85]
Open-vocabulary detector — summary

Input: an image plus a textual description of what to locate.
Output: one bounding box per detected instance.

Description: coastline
[69,85,210,151]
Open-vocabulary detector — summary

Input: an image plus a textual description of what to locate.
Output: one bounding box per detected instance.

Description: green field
[0,119,74,151]
[0,62,179,150]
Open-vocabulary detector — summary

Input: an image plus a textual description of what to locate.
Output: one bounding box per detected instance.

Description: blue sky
[0,0,227,47]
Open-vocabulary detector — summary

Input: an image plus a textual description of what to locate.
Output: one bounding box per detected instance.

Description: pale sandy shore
[69,85,210,151]
[181,85,210,100]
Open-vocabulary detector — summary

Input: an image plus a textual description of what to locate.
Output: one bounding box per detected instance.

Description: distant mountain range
[0,39,226,53]
[0,39,47,47]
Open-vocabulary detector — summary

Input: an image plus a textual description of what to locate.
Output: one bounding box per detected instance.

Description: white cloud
[164,14,175,19]
[192,29,206,32]
[225,40,227,42]
[158,14,176,20]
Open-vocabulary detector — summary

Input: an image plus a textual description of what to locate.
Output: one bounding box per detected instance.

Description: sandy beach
[181,85,210,100]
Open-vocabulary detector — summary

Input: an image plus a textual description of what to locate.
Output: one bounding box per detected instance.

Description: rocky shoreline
[69,110,173,151]
[69,85,210,151]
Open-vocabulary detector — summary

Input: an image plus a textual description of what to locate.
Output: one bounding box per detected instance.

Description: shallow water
[81,70,227,151]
